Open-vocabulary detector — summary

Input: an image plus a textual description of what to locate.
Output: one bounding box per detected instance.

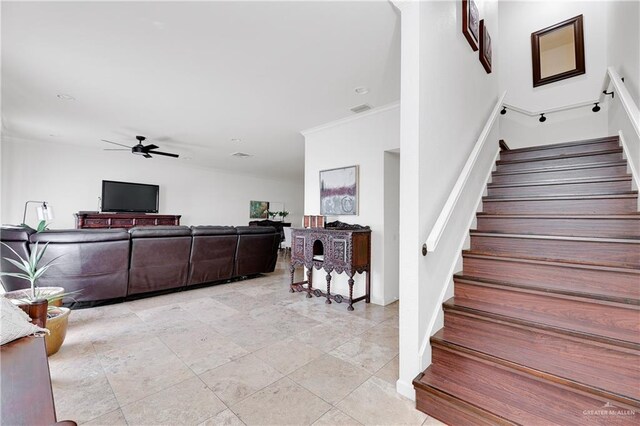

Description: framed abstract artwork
[319,165,358,216]
[249,200,269,219]
[462,0,480,51]
[479,19,492,74]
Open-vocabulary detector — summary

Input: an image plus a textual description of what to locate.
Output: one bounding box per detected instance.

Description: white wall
[498,1,609,148]
[1,137,304,229]
[301,103,400,306]
[607,1,640,107]
[383,151,400,303]
[394,0,500,399]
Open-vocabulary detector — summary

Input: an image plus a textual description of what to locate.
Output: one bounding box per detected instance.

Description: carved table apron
[289,228,371,311]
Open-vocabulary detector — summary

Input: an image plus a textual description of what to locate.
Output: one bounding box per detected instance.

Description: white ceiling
[1,1,400,181]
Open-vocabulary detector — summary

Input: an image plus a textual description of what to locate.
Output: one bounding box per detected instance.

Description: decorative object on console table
[479,19,492,74]
[22,200,54,230]
[289,223,371,311]
[320,165,358,215]
[303,215,325,229]
[249,200,269,219]
[462,0,480,51]
[75,212,181,229]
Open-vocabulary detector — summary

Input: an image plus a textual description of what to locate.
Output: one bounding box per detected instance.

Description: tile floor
[49,255,445,426]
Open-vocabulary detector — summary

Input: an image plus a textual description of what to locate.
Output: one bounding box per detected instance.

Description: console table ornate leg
[347,275,355,311]
[325,273,332,304]
[365,268,371,303]
[306,268,313,298]
[289,264,296,293]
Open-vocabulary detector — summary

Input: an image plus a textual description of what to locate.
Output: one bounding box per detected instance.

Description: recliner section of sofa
[235,226,280,276]
[188,226,238,287]
[128,226,193,296]
[0,226,36,291]
[29,229,130,303]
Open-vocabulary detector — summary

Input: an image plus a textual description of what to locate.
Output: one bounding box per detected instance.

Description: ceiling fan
[102,135,179,158]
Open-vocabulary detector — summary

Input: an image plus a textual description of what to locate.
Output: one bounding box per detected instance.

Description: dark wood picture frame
[462,0,480,51]
[479,19,492,74]
[531,15,585,87]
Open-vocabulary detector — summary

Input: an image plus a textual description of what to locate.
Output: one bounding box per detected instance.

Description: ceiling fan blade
[102,139,131,148]
[143,144,159,150]
[104,149,130,151]
[143,153,153,158]
[148,150,179,158]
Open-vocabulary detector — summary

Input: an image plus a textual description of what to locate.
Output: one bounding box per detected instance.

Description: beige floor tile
[374,355,399,385]
[331,337,398,374]
[85,312,153,354]
[98,337,195,405]
[422,416,448,426]
[253,337,323,375]
[82,408,127,425]
[359,324,399,351]
[288,354,370,405]
[158,321,249,374]
[313,408,362,426]
[232,377,331,426]
[49,343,119,424]
[294,323,357,353]
[226,323,285,352]
[180,296,242,323]
[338,377,427,426]
[249,305,322,335]
[121,376,226,425]
[213,290,272,312]
[199,409,246,426]
[199,353,283,406]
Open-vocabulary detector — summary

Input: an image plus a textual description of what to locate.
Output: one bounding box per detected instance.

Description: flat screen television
[101,180,159,213]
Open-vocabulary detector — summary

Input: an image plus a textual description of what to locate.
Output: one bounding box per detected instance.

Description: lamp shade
[37,204,54,221]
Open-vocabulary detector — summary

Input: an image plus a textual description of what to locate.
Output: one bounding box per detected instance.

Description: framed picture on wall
[479,19,492,73]
[462,0,480,51]
[319,165,358,216]
[249,200,269,219]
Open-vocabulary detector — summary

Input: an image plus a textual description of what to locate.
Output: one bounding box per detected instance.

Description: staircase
[413,136,640,425]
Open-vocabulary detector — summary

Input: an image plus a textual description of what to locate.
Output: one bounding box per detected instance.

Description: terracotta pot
[3,286,65,307]
[45,307,70,356]
[16,298,48,328]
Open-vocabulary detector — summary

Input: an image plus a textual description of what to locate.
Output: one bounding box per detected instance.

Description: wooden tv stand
[75,212,181,229]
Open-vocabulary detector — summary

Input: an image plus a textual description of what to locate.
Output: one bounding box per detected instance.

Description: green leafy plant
[267,210,278,219]
[277,211,289,219]
[0,242,62,301]
[18,220,49,233]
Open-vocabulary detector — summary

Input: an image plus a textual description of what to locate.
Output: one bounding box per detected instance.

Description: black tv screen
[102,180,159,213]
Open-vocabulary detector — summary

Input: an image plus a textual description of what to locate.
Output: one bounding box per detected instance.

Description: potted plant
[277,211,289,222]
[0,242,74,356]
[267,210,278,220]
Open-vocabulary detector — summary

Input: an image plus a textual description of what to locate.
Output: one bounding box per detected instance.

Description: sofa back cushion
[234,226,279,276]
[0,226,35,292]
[188,226,238,286]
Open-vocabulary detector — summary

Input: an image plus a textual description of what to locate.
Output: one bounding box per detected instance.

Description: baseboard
[396,378,416,401]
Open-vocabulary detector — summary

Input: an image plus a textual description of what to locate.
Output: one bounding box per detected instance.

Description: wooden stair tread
[487,176,632,189]
[496,147,622,165]
[453,274,640,306]
[470,231,640,243]
[484,192,638,202]
[444,298,640,348]
[503,136,619,154]
[492,160,627,176]
[433,325,640,407]
[415,348,637,425]
[476,213,640,219]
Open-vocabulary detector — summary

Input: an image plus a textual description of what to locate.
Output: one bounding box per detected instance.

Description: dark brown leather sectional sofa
[0,225,279,306]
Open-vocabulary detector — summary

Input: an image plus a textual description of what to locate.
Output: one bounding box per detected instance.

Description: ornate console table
[289,226,371,310]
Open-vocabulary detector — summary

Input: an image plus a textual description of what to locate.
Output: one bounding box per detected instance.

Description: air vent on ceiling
[350,104,372,114]
[231,152,252,158]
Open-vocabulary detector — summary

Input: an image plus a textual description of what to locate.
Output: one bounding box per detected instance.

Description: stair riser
[487,179,632,197]
[496,152,622,173]
[470,235,640,268]
[443,311,640,400]
[428,347,629,425]
[476,217,640,239]
[500,140,620,161]
[462,255,640,301]
[491,165,628,184]
[483,197,637,214]
[415,384,499,426]
[453,283,640,344]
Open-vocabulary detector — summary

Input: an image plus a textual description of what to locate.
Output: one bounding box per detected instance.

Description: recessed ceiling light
[354,87,369,95]
[56,94,75,101]
[350,104,372,113]
[231,138,242,143]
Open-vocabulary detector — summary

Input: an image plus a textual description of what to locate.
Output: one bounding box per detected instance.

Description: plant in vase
[267,210,278,220]
[0,242,75,355]
[277,211,289,222]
